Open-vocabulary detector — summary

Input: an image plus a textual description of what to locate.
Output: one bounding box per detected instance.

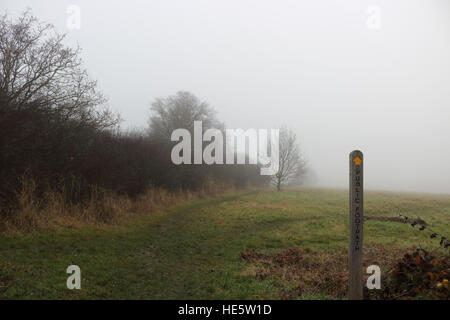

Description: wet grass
[1,188,449,299]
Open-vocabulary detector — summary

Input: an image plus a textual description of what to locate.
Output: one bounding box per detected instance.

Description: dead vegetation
[0,177,236,235]
[240,246,409,299]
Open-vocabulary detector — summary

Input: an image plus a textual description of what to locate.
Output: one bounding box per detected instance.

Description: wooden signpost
[349,150,364,300]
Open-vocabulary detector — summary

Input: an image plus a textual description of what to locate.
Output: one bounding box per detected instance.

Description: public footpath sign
[349,150,364,300]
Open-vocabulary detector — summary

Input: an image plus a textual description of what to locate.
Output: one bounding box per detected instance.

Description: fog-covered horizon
[3,0,450,194]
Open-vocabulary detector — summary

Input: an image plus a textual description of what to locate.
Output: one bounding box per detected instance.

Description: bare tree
[272,127,307,191]
[148,91,221,139]
[0,10,118,128]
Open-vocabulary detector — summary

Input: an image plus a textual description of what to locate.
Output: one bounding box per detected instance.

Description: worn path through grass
[1,188,449,299]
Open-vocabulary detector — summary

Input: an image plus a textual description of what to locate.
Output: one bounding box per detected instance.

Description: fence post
[349,150,364,300]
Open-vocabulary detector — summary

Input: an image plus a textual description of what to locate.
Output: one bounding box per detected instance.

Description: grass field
[1,188,449,300]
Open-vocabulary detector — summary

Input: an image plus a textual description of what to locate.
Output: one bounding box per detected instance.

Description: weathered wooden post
[349,150,363,300]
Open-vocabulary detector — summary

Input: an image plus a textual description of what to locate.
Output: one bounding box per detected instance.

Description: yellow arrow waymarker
[353,156,362,166]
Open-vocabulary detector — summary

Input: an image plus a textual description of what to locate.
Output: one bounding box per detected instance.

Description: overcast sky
[2,0,450,193]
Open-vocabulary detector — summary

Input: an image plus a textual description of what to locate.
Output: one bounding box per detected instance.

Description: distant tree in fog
[148,91,221,139]
[273,127,307,191]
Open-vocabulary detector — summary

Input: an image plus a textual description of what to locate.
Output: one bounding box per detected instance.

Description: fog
[3,0,450,193]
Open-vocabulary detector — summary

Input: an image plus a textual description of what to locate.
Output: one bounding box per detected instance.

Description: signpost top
[350,150,363,160]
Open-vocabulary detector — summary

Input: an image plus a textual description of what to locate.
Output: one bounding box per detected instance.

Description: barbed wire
[371,209,450,292]
[386,208,450,251]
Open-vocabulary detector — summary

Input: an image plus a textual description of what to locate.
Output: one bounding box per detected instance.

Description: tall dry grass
[0,177,236,235]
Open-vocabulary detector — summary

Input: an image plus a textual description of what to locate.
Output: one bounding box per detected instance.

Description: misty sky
[2,0,450,193]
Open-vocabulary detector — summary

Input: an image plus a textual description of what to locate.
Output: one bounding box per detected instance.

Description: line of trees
[0,11,272,218]
[0,11,307,218]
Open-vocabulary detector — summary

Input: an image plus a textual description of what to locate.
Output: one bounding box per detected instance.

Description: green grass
[1,188,449,299]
